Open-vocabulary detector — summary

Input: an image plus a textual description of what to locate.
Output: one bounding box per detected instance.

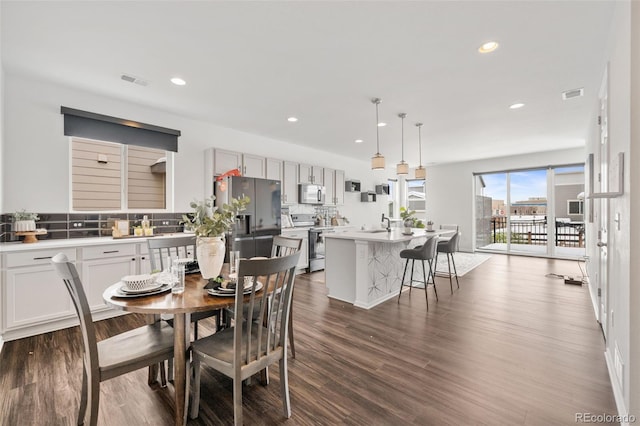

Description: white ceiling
[1,1,614,166]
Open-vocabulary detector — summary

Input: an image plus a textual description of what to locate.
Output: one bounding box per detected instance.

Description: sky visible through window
[481,166,584,203]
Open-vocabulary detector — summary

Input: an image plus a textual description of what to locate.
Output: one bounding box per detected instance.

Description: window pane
[406,179,425,211]
[72,138,122,210]
[127,146,166,209]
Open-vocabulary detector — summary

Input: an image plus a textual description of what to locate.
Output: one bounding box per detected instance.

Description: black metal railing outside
[490,216,585,248]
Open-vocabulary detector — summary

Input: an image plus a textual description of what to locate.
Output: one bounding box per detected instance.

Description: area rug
[434,252,492,277]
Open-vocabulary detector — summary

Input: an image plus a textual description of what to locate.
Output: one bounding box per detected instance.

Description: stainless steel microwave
[298,184,325,204]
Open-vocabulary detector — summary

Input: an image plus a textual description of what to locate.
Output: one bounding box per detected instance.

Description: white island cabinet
[324,229,454,309]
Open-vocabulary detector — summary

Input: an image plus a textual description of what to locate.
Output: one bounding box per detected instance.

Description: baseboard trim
[604,348,630,424]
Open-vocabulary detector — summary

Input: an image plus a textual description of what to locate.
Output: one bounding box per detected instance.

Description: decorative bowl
[121,274,156,291]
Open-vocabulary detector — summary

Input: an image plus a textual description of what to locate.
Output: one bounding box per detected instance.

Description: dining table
[103,269,240,426]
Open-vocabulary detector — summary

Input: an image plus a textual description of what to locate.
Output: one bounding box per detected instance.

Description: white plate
[119,281,164,294]
[113,284,171,298]
[207,282,263,297]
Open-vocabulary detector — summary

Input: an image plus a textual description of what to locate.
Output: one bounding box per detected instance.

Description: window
[405,179,426,212]
[71,137,168,211]
[567,200,584,215]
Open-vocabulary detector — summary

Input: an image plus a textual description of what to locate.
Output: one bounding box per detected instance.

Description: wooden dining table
[103,271,237,426]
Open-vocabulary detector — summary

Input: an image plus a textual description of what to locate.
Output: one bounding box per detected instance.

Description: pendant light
[396,113,409,175]
[414,122,426,179]
[371,98,385,170]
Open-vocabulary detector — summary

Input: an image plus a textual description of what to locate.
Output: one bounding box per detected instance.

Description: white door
[597,69,609,339]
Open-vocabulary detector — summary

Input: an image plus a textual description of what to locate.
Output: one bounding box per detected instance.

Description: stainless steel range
[290,214,334,272]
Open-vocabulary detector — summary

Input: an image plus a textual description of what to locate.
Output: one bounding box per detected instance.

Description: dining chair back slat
[147,235,197,272]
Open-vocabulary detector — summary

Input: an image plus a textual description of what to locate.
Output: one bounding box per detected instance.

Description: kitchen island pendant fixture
[415,122,426,179]
[396,113,409,175]
[371,98,385,170]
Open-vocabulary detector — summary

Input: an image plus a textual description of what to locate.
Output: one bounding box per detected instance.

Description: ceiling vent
[121,74,149,86]
[562,88,584,100]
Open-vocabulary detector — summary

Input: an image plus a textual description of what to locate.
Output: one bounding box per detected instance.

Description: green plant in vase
[399,206,425,229]
[182,195,250,279]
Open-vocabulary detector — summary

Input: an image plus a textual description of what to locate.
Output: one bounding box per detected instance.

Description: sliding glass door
[475,164,585,259]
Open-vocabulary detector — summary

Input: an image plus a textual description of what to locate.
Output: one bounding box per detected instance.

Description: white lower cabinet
[81,252,137,312]
[281,229,309,272]
[2,248,76,339]
[1,241,149,342]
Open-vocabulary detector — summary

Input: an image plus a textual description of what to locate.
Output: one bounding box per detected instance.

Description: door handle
[597,241,607,247]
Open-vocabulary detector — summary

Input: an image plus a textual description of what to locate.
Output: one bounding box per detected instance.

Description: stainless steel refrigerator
[215,176,282,259]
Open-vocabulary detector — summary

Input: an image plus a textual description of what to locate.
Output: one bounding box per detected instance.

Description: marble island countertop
[323,228,453,243]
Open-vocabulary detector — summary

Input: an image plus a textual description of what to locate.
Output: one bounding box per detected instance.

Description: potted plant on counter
[400,206,425,232]
[12,210,40,232]
[182,195,250,279]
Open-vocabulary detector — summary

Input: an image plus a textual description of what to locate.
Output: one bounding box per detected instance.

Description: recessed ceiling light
[478,41,499,53]
[170,77,186,86]
[378,122,387,127]
[355,139,363,143]
[509,103,525,109]
[287,117,298,122]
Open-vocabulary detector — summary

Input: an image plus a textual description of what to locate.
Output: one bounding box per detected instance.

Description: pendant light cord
[375,101,380,155]
[417,123,423,167]
[401,114,405,161]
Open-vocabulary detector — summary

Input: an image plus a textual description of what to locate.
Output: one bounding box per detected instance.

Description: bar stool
[397,236,438,310]
[435,231,460,294]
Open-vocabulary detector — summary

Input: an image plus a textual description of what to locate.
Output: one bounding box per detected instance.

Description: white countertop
[0,233,191,253]
[324,228,453,243]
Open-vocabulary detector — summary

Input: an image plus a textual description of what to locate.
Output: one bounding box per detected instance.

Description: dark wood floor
[0,255,618,425]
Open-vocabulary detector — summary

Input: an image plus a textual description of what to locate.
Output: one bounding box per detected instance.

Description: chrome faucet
[381,214,391,232]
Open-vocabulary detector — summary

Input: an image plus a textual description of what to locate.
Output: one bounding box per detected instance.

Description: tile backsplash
[0,212,188,243]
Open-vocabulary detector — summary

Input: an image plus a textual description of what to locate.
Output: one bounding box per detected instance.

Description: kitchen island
[324,228,454,309]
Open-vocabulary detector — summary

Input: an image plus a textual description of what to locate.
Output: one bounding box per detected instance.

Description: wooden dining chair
[270,236,303,357]
[147,236,218,340]
[224,236,303,357]
[51,253,174,426]
[190,252,301,425]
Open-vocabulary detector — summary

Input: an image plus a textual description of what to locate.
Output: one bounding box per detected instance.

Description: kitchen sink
[360,229,389,233]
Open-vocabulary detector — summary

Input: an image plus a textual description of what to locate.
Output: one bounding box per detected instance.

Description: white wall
[2,73,389,228]
[630,0,640,416]
[585,0,634,418]
[424,148,584,252]
[0,3,4,214]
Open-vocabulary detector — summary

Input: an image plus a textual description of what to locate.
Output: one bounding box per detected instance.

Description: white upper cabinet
[266,158,283,181]
[242,153,266,178]
[282,161,298,205]
[334,169,345,205]
[324,168,335,205]
[324,168,345,205]
[214,149,242,175]
[214,149,266,179]
[299,163,324,185]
